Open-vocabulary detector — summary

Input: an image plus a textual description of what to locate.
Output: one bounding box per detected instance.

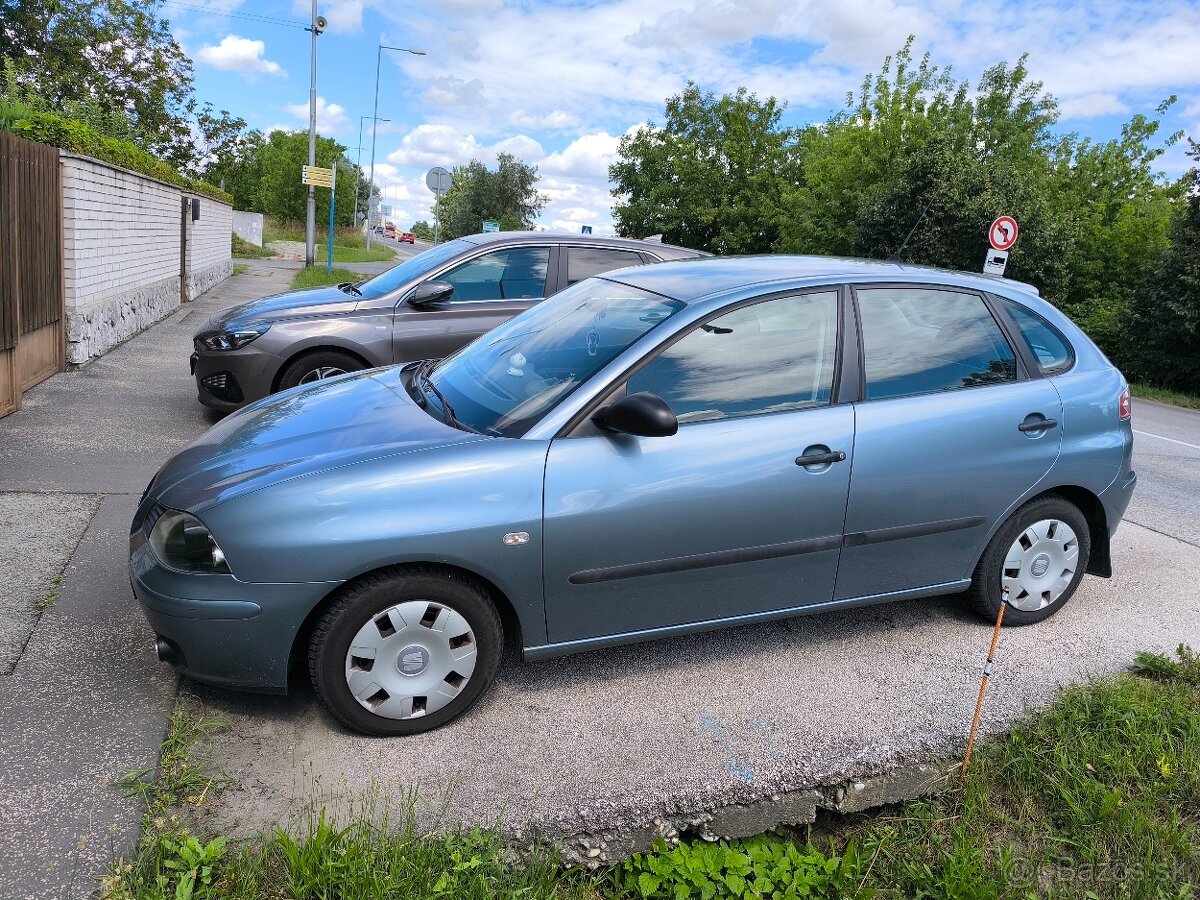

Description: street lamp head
[380,44,427,56]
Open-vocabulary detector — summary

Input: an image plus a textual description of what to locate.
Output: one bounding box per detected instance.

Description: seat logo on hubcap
[397,645,429,676]
[1031,554,1051,578]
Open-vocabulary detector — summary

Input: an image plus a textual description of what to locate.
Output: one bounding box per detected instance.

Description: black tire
[278,349,364,391]
[968,495,1091,625]
[309,566,503,736]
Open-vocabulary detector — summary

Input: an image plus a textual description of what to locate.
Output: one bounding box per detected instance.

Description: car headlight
[195,324,269,351]
[149,509,231,574]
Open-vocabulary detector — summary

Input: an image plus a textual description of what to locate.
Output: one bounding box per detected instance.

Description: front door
[542,289,854,644]
[392,245,552,362]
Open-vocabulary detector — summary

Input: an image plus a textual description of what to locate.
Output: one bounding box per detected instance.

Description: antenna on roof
[887,195,936,263]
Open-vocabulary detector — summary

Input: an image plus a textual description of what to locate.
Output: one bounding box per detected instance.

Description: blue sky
[165,0,1200,234]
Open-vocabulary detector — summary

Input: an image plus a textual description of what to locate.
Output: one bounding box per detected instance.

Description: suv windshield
[427,279,685,437]
[352,238,476,300]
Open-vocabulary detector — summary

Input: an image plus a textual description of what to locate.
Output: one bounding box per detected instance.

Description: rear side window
[440,247,550,301]
[857,287,1017,400]
[567,247,645,285]
[996,297,1074,376]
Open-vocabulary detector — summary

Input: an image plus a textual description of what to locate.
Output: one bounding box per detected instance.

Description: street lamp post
[365,43,425,251]
[304,2,325,267]
[354,114,389,233]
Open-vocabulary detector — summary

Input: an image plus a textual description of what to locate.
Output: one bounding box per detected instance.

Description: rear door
[834,285,1063,600]
[392,245,553,362]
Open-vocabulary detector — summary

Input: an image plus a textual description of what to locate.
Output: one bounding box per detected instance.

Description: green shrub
[3,109,232,204]
[620,835,871,899]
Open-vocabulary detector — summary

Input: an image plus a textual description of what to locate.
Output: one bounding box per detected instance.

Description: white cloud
[510,109,583,131]
[284,97,349,134]
[195,35,284,78]
[540,131,622,180]
[385,125,544,169]
[1058,93,1131,120]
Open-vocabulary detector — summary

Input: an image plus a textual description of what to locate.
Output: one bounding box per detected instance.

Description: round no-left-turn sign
[989,216,1019,251]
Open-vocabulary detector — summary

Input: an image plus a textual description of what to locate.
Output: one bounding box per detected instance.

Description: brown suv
[191,232,703,411]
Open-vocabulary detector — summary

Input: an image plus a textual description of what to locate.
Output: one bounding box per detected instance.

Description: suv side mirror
[409,280,454,308]
[592,392,678,437]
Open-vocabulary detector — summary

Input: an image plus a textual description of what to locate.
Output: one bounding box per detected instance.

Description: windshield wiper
[416,360,477,433]
[337,281,363,296]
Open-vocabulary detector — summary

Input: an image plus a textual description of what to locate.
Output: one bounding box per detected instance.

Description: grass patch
[231,233,274,259]
[290,266,367,291]
[35,572,65,612]
[323,243,395,263]
[1131,383,1200,412]
[232,263,249,277]
[264,217,378,251]
[103,650,1200,899]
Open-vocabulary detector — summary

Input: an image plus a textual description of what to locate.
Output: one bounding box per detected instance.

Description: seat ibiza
[133,256,1136,736]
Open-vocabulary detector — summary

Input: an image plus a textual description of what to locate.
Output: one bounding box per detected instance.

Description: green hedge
[4,110,232,204]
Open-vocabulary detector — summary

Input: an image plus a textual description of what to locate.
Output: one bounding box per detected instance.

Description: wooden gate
[0,131,64,417]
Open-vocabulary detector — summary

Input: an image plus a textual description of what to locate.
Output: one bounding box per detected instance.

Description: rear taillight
[1119,386,1131,421]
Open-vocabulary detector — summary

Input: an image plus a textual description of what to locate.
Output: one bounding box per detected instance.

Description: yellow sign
[302,165,333,187]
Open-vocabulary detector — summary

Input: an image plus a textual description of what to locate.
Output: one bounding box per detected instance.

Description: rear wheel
[309,567,503,736]
[278,350,364,391]
[968,495,1091,625]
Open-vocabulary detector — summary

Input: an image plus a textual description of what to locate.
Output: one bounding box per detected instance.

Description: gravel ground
[0,492,100,674]
[191,519,1200,847]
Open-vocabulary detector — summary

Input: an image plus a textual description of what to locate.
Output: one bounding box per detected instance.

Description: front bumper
[129,541,340,692]
[193,345,281,412]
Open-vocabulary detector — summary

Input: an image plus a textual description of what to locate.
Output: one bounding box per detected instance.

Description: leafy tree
[255,130,364,227]
[1126,140,1200,391]
[0,0,195,165]
[436,153,546,240]
[610,82,800,253]
[409,220,434,240]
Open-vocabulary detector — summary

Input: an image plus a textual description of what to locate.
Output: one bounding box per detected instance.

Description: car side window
[439,247,550,302]
[626,291,839,424]
[857,287,1017,400]
[995,296,1074,375]
[567,247,645,285]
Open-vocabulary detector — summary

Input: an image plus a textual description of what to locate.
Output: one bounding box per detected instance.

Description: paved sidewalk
[0,265,292,900]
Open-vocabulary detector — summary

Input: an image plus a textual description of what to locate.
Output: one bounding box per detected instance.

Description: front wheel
[968,495,1091,625]
[309,567,503,736]
[278,350,364,391]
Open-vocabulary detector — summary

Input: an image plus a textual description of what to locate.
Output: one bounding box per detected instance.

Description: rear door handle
[1018,418,1057,433]
[796,450,847,466]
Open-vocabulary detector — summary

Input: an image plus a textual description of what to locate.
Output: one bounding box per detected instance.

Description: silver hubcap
[345,601,477,720]
[1002,518,1079,611]
[299,365,348,384]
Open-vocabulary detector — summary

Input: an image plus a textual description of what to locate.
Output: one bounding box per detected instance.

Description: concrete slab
[0,494,177,900]
[0,492,100,673]
[187,521,1200,855]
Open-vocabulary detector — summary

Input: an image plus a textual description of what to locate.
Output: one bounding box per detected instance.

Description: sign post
[425,166,452,244]
[984,215,1018,276]
[482,220,500,233]
[326,162,337,274]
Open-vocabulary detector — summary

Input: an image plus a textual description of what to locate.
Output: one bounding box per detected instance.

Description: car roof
[603,254,1041,302]
[455,230,704,259]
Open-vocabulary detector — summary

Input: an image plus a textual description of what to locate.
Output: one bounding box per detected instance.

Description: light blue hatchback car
[131,256,1136,736]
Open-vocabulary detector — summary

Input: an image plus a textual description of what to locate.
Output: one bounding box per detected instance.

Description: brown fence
[0,131,64,417]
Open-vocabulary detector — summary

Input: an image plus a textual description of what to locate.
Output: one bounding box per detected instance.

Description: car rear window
[995,297,1075,376]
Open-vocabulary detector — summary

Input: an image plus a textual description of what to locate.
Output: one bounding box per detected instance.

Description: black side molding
[843,515,986,548]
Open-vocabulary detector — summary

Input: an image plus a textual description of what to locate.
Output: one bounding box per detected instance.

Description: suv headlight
[149,509,231,574]
[195,324,269,351]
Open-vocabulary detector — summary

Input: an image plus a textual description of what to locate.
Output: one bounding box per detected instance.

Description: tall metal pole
[365,46,382,252]
[305,0,318,267]
[355,115,388,234]
[366,44,425,252]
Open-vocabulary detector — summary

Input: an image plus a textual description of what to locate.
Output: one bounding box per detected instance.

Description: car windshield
[426,279,685,437]
[352,238,477,300]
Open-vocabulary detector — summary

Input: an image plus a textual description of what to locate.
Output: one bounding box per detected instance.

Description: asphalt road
[1124,398,1200,548]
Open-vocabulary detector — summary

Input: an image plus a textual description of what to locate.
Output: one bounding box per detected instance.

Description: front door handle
[796,450,847,466]
[1018,418,1058,433]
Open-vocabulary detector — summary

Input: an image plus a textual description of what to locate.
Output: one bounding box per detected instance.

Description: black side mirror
[593,391,678,437]
[409,280,454,308]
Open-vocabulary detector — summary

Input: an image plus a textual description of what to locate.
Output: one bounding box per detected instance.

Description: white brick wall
[61,155,233,364]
